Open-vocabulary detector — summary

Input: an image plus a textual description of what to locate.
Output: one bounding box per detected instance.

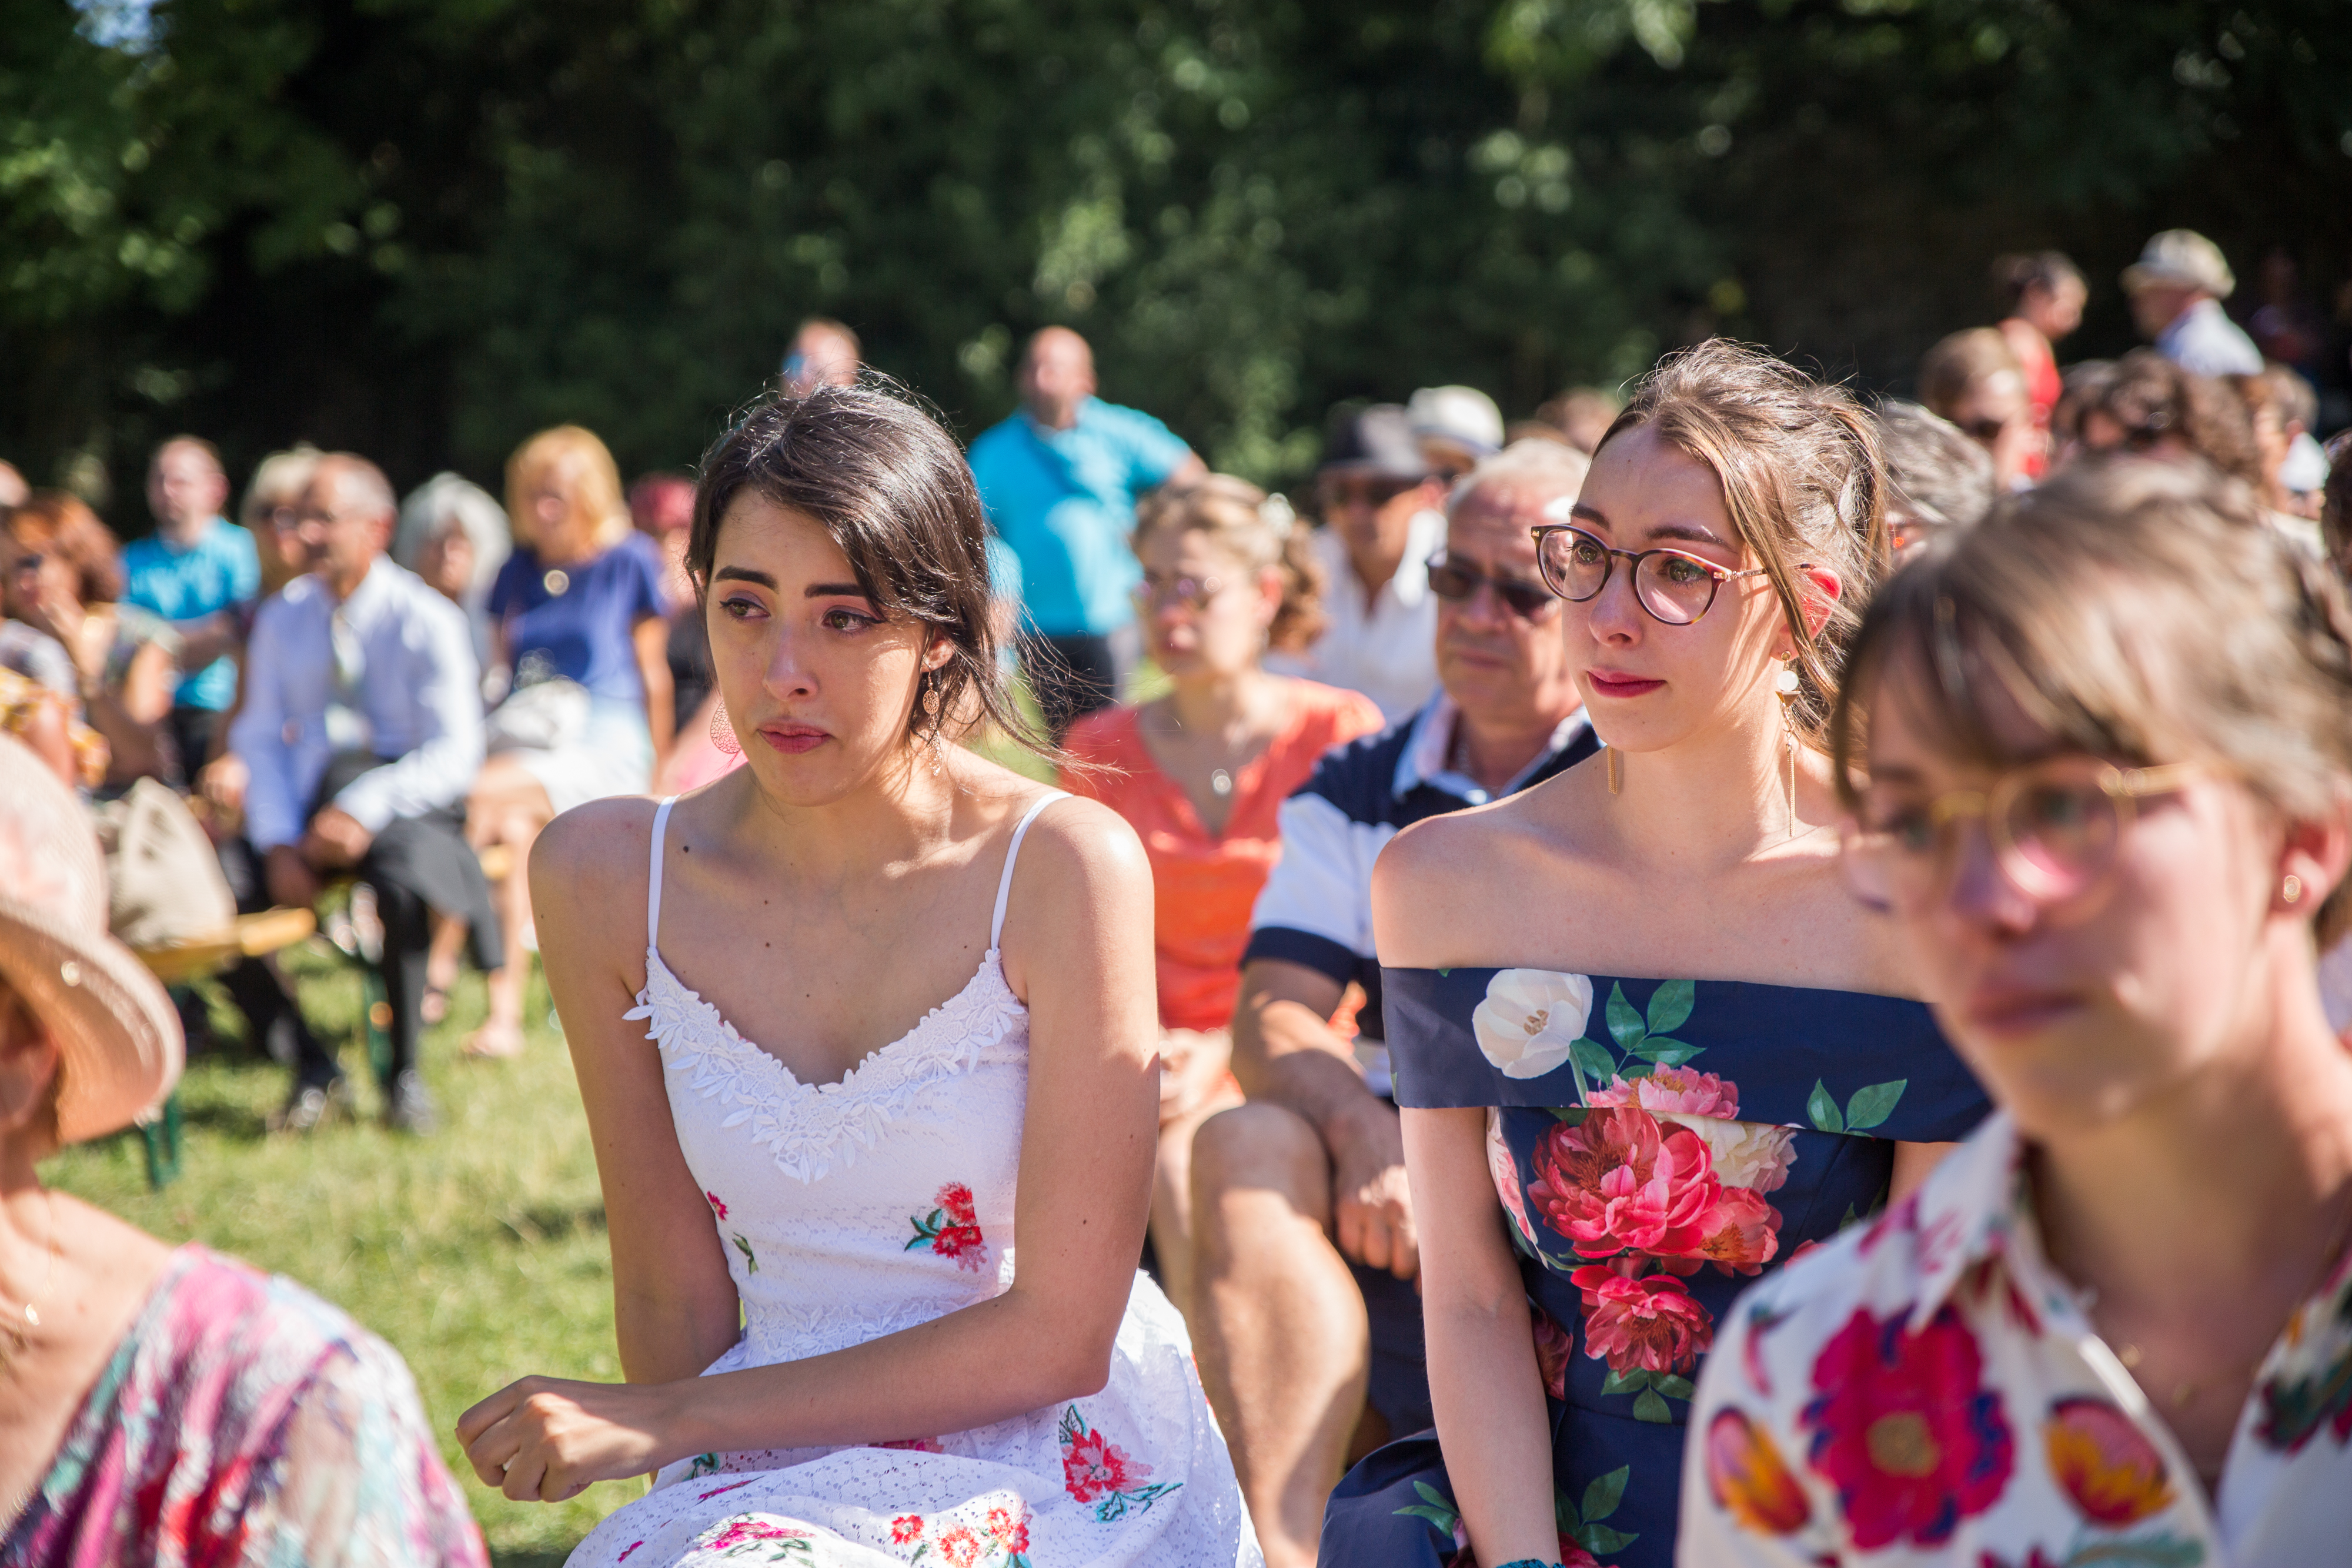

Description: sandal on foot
[460,1021,527,1059]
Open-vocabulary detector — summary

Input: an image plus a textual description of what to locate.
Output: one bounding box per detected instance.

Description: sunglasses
[1841,757,2208,912]
[1425,552,1557,618]
[1529,524,1767,626]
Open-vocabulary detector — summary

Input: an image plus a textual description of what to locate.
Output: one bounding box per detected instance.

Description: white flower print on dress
[1472,969,1594,1081]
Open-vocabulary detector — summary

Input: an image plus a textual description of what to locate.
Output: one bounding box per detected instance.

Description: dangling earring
[1776,661,1802,840]
[709,700,740,757]
[1606,745,1623,796]
[920,672,946,777]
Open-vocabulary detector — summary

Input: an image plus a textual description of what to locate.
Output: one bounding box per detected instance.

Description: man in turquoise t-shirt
[121,436,260,778]
[966,327,1202,738]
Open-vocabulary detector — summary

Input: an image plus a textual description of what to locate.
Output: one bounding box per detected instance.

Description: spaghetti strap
[990,791,1068,952]
[647,796,677,952]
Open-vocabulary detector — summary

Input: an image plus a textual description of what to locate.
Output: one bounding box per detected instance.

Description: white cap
[1406,386,1505,462]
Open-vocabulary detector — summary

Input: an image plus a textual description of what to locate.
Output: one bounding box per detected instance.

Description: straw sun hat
[0,736,182,1144]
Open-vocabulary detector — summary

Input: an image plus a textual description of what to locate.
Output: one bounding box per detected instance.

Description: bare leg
[423,912,467,1025]
[1151,1027,1245,1324]
[465,756,552,1057]
[1191,1103,1372,1568]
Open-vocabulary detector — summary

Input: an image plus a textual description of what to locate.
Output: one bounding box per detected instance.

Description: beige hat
[2122,229,2236,299]
[0,737,182,1144]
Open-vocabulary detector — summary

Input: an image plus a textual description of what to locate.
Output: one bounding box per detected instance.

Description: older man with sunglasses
[1186,439,1599,1568]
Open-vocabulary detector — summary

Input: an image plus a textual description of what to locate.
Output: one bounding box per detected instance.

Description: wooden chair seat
[133,905,319,984]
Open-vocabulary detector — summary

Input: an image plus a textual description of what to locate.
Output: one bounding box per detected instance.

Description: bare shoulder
[1375,777,1586,967]
[528,797,662,944]
[1008,789,1151,895]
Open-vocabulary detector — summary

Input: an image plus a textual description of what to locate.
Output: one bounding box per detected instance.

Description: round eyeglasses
[1839,757,2207,912]
[1134,573,1225,614]
[1529,524,1768,626]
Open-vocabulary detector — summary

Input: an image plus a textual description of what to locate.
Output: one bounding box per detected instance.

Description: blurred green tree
[1,0,2344,520]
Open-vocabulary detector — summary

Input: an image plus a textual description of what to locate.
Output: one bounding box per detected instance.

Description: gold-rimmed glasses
[1529,524,1769,626]
[1840,757,2210,911]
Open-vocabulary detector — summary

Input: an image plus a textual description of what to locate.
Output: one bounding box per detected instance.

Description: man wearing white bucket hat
[2124,228,2264,377]
[0,735,486,1563]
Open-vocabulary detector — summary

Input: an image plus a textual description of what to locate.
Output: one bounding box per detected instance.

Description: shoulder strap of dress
[990,791,1069,951]
[647,797,677,952]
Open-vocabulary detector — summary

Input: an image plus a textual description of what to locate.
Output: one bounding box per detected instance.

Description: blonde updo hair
[1833,457,2352,944]
[1597,339,1890,747]
[1132,473,1328,654]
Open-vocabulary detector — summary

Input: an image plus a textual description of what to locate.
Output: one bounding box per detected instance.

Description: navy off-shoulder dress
[1318,967,1990,1568]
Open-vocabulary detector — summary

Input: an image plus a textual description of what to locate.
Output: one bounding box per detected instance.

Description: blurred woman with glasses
[1920,327,2042,492]
[1062,476,1384,1320]
[1319,342,1990,1568]
[1685,458,2352,1566]
[2,492,174,785]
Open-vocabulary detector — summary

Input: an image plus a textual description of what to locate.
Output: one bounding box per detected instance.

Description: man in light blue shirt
[966,326,1203,737]
[230,453,499,1135]
[2124,228,2264,378]
[121,436,260,780]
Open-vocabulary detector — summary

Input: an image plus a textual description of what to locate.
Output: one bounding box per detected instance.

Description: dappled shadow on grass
[498,1201,609,1246]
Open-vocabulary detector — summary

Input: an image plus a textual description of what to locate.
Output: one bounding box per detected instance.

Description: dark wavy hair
[687,377,1048,758]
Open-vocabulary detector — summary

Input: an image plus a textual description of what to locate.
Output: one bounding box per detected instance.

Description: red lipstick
[1586,669,1665,699]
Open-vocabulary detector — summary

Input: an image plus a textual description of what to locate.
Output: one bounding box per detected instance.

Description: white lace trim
[626,948,1024,1185]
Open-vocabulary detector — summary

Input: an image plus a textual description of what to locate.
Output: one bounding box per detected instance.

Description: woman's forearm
[660,1283,1117,1465]
[1428,1288,1562,1565]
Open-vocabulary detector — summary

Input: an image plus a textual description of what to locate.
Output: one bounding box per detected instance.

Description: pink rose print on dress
[1799,1303,2014,1550]
[1568,1268,1715,1376]
[1058,1404,1181,1521]
[907,1182,989,1272]
[890,1515,924,1544]
[936,1526,981,1567]
[706,1191,728,1220]
[985,1504,1033,1556]
[1486,1112,1539,1251]
[700,1513,814,1559]
[1586,1065,1740,1119]
[1531,1106,1726,1261]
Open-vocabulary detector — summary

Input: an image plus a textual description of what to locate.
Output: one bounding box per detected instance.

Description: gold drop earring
[1606,745,1623,796]
[921,671,947,777]
[1775,660,1802,838]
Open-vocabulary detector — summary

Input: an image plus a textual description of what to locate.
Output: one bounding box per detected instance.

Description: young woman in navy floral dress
[1316,342,1992,1568]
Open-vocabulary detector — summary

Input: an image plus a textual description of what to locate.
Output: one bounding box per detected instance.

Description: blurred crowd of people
[0,222,2348,1567]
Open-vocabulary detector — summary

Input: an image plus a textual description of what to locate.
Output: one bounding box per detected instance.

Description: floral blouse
[1683,1111,2352,1567]
[2,1245,485,1568]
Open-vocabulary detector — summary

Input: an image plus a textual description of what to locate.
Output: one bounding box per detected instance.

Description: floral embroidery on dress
[1059,1405,1181,1520]
[699,1513,816,1559]
[906,1182,988,1271]
[891,1503,1034,1567]
[707,1192,729,1219]
[1392,1469,1631,1566]
[1799,1303,2014,1550]
[2255,1267,2352,1454]
[733,1233,760,1273]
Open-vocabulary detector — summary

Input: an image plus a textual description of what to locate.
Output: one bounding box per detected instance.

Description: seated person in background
[5,492,178,784]
[0,735,487,1567]
[241,444,325,601]
[1687,459,2352,1566]
[1264,404,1454,723]
[1186,440,1599,1567]
[465,424,670,1059]
[1060,475,1385,1319]
[1875,398,1996,558]
[2073,347,2264,492]
[1918,326,2042,491]
[2227,364,2328,553]
[230,453,501,1136]
[395,471,513,679]
[122,436,258,784]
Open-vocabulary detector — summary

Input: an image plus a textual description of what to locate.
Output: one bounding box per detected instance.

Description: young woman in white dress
[459,385,1260,1567]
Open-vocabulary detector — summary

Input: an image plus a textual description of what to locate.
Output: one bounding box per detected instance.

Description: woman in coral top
[1063,476,1384,1318]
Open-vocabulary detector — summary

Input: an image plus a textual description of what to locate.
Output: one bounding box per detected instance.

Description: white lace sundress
[566,793,1261,1568]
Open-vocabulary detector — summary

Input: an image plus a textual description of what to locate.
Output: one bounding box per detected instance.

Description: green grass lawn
[42,942,625,1566]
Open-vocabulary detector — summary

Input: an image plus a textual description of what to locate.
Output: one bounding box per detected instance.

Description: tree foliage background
[5,0,2347,526]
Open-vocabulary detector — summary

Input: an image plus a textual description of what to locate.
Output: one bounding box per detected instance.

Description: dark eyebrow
[1568,503,1731,550]
[711,565,775,587]
[804,581,870,600]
